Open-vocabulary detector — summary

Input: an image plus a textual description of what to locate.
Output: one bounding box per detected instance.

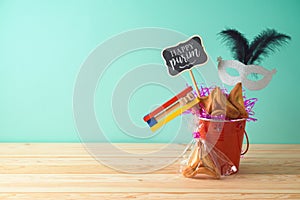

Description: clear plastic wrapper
[180,138,237,179]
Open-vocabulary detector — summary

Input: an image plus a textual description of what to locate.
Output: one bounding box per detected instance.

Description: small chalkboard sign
[162,35,208,76]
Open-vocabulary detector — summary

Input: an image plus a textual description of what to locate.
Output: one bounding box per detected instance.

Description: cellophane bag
[180,137,238,179]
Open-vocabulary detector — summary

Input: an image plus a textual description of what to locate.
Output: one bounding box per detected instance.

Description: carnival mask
[218,58,276,90]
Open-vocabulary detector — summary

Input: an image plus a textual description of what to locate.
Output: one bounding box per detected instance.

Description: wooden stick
[189,70,201,98]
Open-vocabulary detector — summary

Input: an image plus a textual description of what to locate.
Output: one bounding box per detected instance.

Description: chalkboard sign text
[162,35,208,76]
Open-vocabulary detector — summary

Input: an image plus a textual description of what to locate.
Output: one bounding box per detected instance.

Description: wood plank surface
[0,143,299,199]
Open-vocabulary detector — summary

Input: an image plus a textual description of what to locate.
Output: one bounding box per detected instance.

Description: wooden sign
[162,35,208,76]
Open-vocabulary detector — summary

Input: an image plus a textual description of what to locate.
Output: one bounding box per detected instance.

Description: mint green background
[0,0,299,143]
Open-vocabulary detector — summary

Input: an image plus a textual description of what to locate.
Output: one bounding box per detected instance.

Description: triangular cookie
[228,82,248,118]
[182,140,221,179]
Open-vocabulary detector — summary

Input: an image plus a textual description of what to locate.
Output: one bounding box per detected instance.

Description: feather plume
[218,29,249,64]
[246,29,291,64]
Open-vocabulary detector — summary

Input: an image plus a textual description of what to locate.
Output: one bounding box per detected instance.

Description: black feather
[246,29,291,64]
[218,29,249,64]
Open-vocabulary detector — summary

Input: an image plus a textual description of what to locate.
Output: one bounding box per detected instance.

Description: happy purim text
[169,43,201,70]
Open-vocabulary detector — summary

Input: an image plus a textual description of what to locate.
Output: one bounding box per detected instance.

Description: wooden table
[0,143,299,199]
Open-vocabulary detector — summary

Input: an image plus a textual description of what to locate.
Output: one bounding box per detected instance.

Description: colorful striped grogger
[143,86,200,132]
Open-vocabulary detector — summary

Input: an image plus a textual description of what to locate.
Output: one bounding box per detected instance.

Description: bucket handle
[241,131,249,155]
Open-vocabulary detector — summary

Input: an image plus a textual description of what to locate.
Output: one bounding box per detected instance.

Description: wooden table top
[0,143,299,199]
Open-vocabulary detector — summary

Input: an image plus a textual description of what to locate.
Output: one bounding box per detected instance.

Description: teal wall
[0,0,299,143]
